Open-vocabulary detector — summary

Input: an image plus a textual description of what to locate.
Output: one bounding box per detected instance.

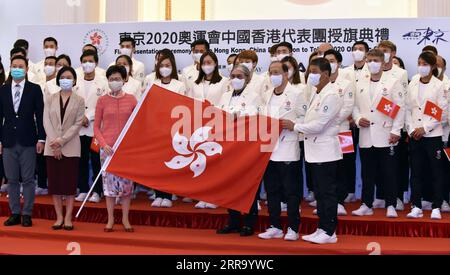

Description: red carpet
[0,218,449,255]
[0,194,449,238]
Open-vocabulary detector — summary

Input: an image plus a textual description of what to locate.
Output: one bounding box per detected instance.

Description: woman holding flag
[94,65,137,232]
[405,51,448,220]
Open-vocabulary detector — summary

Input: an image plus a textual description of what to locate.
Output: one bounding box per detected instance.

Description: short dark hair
[120,37,136,48]
[352,41,370,53]
[83,44,98,54]
[275,42,293,53]
[106,65,127,80]
[324,49,343,63]
[14,39,29,50]
[115,55,133,76]
[227,53,238,61]
[45,56,57,63]
[11,55,29,67]
[309,58,332,76]
[419,51,439,77]
[281,56,302,84]
[195,51,223,85]
[44,37,58,47]
[269,44,279,55]
[269,61,289,73]
[56,66,77,87]
[422,45,438,55]
[0,55,5,85]
[191,39,210,51]
[155,55,179,81]
[80,49,99,63]
[10,47,27,58]
[56,54,72,66]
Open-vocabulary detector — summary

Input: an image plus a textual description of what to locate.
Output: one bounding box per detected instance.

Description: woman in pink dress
[94,65,137,232]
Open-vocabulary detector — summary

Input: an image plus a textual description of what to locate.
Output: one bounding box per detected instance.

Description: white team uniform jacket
[333,72,356,132]
[189,77,230,106]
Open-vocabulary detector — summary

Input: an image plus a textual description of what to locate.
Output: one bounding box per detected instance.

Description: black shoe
[216,225,240,234]
[240,226,254,237]
[21,215,32,227]
[4,214,21,226]
[52,223,64,230]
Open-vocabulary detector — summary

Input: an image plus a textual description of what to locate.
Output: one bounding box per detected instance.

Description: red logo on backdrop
[90,32,103,45]
[83,29,109,56]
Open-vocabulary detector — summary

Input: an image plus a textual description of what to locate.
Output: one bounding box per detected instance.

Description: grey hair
[231,64,251,80]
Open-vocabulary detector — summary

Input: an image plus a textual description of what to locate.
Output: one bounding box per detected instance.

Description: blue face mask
[11,68,26,80]
[59,79,74,91]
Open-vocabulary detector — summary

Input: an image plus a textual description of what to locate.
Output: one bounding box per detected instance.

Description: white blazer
[150,78,186,96]
[353,74,406,148]
[123,76,143,100]
[341,63,370,84]
[383,65,409,95]
[180,64,199,92]
[189,77,230,106]
[217,85,263,116]
[442,75,450,142]
[109,57,145,84]
[333,73,355,132]
[73,75,108,137]
[260,82,305,162]
[75,67,107,81]
[406,76,448,138]
[294,83,343,163]
[247,73,269,97]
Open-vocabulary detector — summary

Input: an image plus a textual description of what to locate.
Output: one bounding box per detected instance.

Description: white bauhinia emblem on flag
[384,104,392,113]
[431,107,438,116]
[165,126,223,178]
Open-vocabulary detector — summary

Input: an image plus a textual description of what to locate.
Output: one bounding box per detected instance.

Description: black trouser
[0,155,7,184]
[410,137,445,209]
[264,161,302,232]
[228,193,259,229]
[36,152,47,189]
[360,146,398,208]
[396,130,411,199]
[310,161,339,236]
[78,136,103,195]
[155,190,172,200]
[301,141,314,193]
[336,153,354,205]
[346,126,359,194]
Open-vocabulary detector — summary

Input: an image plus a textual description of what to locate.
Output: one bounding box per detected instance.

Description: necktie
[13,85,21,113]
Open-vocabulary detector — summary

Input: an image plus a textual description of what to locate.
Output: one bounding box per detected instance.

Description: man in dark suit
[0,55,45,227]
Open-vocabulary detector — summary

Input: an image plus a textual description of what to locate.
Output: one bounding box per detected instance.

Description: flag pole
[75,86,153,219]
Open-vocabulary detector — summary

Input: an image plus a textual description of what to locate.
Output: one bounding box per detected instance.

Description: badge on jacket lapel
[97,88,103,96]
[338,88,343,96]
[382,88,388,96]
[285,101,292,111]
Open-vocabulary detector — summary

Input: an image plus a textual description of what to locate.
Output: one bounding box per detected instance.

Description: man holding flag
[351,49,405,219]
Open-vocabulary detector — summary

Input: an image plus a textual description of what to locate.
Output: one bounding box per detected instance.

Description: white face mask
[288,69,294,79]
[330,63,338,74]
[367,61,382,74]
[231,78,246,91]
[307,73,321,87]
[109,81,124,93]
[44,48,56,57]
[201,65,215,75]
[384,52,391,63]
[227,64,234,73]
[270,74,284,88]
[120,48,133,57]
[56,66,63,72]
[82,62,96,74]
[270,57,278,62]
[352,50,365,62]
[193,53,203,63]
[159,67,172,78]
[418,65,431,77]
[44,65,56,77]
[277,54,290,62]
[241,62,254,72]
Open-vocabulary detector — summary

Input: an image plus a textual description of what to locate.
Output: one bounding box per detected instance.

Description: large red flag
[105,85,279,213]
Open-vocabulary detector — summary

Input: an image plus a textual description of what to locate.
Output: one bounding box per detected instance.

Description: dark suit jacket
[0,81,46,148]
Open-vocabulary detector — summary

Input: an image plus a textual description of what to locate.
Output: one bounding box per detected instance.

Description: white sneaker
[205,203,218,209]
[431,208,442,220]
[352,204,374,216]
[75,193,88,202]
[386,206,398,218]
[195,201,207,209]
[302,229,323,242]
[344,193,357,203]
[407,207,423,219]
[257,200,262,211]
[35,187,44,195]
[161,198,173,208]
[422,201,432,211]
[182,197,193,203]
[35,187,49,196]
[308,231,338,244]
[0,184,9,193]
[151,197,163,207]
[396,198,404,211]
[373,199,386,209]
[284,227,299,241]
[88,192,101,203]
[171,195,178,201]
[305,191,315,202]
[309,200,317,207]
[281,202,287,212]
[441,201,450,213]
[312,209,317,215]
[258,226,284,240]
[337,204,347,216]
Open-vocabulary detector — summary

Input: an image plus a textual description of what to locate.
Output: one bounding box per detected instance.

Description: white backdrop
[18,18,450,78]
